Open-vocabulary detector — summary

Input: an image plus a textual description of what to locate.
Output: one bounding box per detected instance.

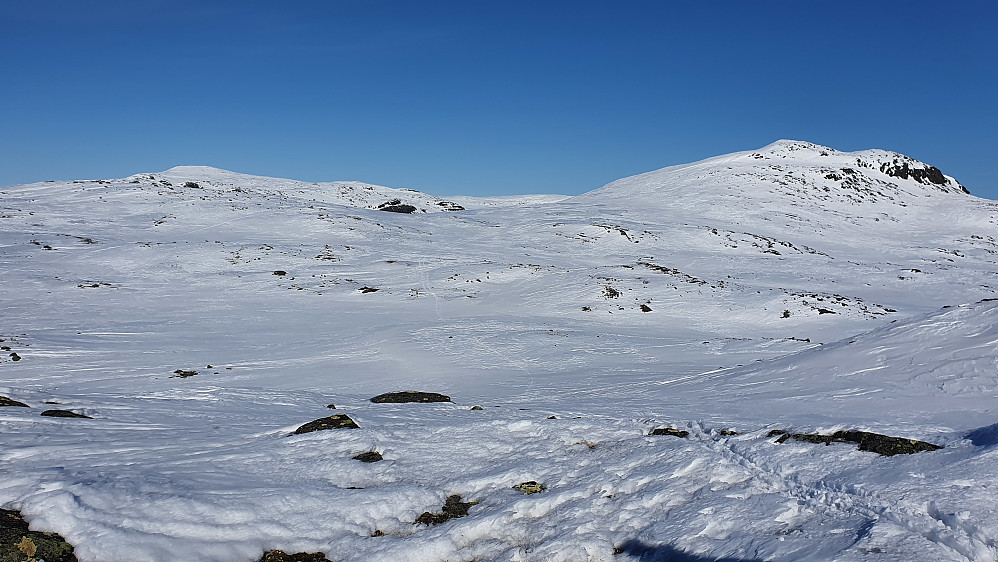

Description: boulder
[649,427,689,438]
[772,429,942,456]
[0,508,77,562]
[352,451,383,463]
[376,199,417,214]
[293,414,359,434]
[414,495,477,526]
[512,481,545,495]
[40,410,92,419]
[259,550,330,562]
[0,396,29,408]
[370,391,451,404]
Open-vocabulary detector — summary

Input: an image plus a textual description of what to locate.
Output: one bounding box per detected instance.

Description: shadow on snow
[966,423,998,447]
[614,540,762,561]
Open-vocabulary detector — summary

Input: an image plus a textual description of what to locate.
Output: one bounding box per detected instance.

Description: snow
[1,141,997,560]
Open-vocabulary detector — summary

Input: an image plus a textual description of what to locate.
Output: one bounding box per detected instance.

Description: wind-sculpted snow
[1,142,997,560]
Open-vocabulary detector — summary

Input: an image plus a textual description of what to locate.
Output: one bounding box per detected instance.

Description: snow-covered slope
[1,141,997,561]
[154,165,569,211]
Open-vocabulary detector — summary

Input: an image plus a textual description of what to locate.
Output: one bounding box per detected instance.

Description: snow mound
[125,166,566,212]
[580,139,969,217]
[683,299,998,428]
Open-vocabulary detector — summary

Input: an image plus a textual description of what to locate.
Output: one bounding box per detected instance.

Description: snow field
[2,140,998,560]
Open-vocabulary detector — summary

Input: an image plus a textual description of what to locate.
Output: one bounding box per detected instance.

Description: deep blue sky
[2,1,996,198]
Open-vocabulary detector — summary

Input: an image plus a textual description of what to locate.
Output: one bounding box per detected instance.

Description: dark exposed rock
[0,396,29,408]
[775,430,942,456]
[768,429,789,438]
[469,405,484,410]
[0,508,77,562]
[414,495,477,526]
[358,286,379,293]
[512,481,545,494]
[717,429,742,436]
[40,410,92,419]
[377,199,417,214]
[326,403,336,409]
[259,550,330,562]
[370,391,451,404]
[172,369,199,378]
[9,353,21,361]
[639,304,652,312]
[649,427,689,438]
[637,261,708,285]
[879,161,948,186]
[183,182,201,189]
[436,201,465,211]
[352,451,383,463]
[294,414,359,434]
[816,308,836,314]
[273,270,288,276]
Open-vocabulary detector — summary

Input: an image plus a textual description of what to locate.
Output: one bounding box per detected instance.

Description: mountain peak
[162,165,230,174]
[757,139,836,155]
[582,140,969,214]
[749,140,967,193]
[155,165,279,183]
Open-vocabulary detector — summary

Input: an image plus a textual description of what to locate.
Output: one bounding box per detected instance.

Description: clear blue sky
[2,1,996,198]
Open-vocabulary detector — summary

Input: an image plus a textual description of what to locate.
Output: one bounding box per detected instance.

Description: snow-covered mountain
[1,141,997,561]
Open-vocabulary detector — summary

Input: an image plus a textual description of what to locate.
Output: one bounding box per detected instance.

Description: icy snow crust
[2,141,998,560]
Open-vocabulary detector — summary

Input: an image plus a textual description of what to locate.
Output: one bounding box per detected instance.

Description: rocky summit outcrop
[376,199,417,214]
